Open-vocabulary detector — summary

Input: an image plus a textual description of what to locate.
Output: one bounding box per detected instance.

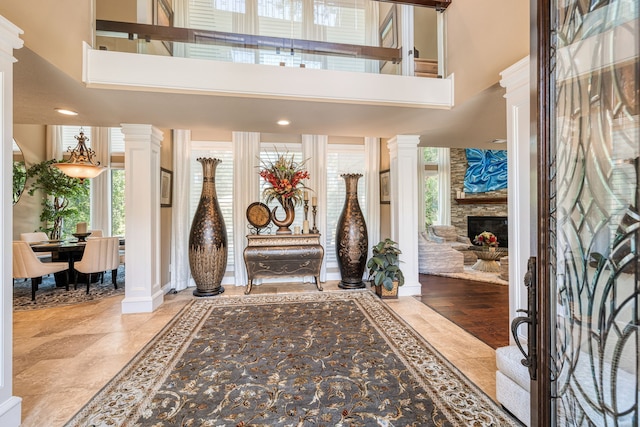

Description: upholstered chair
[74,237,120,294]
[13,241,69,301]
[87,229,104,238]
[20,231,53,261]
[417,233,464,274]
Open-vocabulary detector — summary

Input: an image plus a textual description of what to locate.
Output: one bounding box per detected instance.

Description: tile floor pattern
[14,281,498,427]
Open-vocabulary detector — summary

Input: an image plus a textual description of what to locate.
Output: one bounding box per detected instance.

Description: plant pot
[373,281,398,299]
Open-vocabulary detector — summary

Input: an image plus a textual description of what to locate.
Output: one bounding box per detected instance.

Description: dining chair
[74,237,120,294]
[13,241,69,301]
[88,229,103,238]
[20,231,52,261]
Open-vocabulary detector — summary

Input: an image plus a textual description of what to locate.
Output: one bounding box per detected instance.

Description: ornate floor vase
[336,173,368,289]
[272,198,295,234]
[189,158,227,297]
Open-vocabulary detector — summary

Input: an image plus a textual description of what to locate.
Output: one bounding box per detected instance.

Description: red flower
[259,151,312,206]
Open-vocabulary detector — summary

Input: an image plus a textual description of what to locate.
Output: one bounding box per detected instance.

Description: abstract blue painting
[464,148,507,193]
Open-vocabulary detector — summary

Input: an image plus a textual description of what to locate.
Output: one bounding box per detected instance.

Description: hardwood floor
[416,273,510,349]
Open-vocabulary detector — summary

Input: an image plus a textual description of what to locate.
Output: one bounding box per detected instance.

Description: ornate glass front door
[541,0,639,425]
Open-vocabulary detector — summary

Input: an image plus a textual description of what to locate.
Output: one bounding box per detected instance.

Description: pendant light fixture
[53,128,105,181]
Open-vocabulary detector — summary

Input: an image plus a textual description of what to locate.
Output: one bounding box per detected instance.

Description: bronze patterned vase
[271,198,295,234]
[336,173,368,289]
[189,158,227,297]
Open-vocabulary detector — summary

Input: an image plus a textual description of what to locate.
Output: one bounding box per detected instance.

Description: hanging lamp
[53,128,105,181]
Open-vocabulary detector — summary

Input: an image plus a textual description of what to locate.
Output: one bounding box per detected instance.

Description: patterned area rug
[13,266,125,311]
[65,291,518,427]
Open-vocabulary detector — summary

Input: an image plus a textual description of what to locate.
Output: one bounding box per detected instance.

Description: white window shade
[109,128,125,153]
[184,0,370,72]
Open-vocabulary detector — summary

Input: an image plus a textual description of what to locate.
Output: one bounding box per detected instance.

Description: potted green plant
[366,238,405,299]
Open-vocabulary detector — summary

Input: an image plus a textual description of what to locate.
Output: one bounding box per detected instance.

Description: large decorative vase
[272,198,295,234]
[189,158,228,297]
[336,173,368,289]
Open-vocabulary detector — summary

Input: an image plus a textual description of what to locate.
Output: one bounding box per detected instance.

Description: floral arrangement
[474,231,499,247]
[259,151,311,206]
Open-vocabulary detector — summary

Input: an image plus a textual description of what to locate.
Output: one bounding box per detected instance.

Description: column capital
[387,135,420,154]
[0,16,23,62]
[120,124,163,144]
[500,56,530,96]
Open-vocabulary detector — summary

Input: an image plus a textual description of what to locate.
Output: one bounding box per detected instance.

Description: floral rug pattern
[65,291,519,427]
[13,266,125,311]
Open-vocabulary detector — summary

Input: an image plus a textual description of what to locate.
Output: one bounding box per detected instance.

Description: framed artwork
[160,168,173,207]
[380,6,398,49]
[154,0,174,54]
[379,170,390,204]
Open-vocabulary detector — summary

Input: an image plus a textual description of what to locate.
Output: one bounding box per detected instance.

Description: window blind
[110,128,125,153]
[184,0,370,72]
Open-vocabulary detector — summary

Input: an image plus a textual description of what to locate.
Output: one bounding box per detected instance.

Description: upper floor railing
[95,20,417,76]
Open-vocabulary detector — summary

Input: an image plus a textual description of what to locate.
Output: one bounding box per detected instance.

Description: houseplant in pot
[366,238,405,299]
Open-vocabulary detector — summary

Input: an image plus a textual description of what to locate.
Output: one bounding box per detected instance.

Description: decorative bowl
[72,232,92,242]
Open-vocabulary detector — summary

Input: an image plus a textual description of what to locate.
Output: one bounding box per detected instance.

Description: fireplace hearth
[467,216,508,249]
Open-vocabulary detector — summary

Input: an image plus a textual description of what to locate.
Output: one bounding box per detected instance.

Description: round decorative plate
[246,202,272,228]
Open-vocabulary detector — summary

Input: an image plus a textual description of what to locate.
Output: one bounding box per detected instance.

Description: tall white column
[500,57,530,345]
[120,124,164,313]
[0,15,23,427]
[387,135,421,296]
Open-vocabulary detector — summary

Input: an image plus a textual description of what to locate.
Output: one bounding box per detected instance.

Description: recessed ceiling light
[491,138,507,144]
[277,119,290,126]
[55,108,78,116]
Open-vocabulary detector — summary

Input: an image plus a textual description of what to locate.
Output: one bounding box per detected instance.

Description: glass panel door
[548,1,639,425]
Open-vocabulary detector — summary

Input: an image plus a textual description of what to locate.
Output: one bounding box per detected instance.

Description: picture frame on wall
[160,168,173,207]
[380,170,390,204]
[379,6,398,49]
[379,6,398,72]
[154,0,174,55]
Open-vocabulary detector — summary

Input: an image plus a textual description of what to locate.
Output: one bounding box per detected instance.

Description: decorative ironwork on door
[547,1,639,425]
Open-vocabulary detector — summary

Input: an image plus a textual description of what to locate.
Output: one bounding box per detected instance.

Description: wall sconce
[53,128,105,181]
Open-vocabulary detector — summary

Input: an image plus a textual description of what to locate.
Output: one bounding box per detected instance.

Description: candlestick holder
[303,200,309,223]
[311,205,319,234]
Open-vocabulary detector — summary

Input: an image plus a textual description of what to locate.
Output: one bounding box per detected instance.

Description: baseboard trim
[0,396,22,427]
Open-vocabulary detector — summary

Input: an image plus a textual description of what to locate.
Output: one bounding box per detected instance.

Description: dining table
[30,238,125,287]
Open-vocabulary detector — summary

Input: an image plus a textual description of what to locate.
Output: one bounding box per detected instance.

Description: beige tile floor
[13,281,498,427]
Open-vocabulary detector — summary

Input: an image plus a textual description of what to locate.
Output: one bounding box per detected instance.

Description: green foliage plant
[26,159,89,240]
[13,160,27,204]
[366,238,405,291]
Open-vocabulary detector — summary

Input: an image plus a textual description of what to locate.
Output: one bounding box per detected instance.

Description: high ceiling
[12,46,507,149]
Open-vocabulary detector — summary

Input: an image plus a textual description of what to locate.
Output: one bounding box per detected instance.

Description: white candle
[303,220,310,234]
[304,191,309,201]
[294,226,301,234]
[311,197,317,207]
[76,222,87,234]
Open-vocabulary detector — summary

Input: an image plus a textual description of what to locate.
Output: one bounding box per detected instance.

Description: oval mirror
[13,138,26,205]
